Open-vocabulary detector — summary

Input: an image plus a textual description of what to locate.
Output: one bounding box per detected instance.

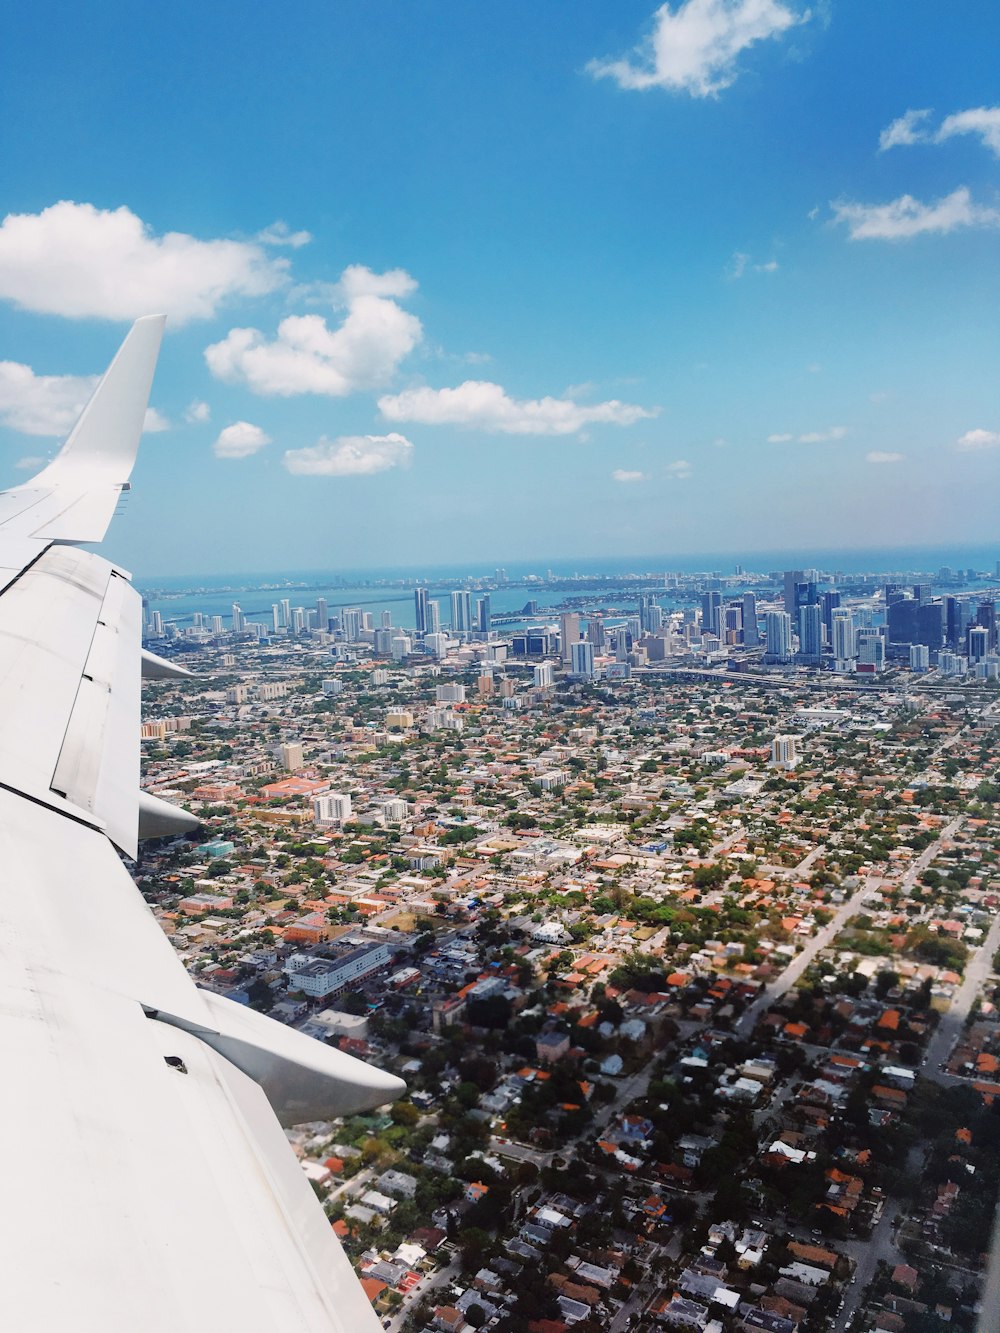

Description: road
[383,1256,460,1332]
[922,906,1000,1082]
[736,815,963,1037]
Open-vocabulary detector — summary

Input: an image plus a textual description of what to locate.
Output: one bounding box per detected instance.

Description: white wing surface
[0,320,403,1331]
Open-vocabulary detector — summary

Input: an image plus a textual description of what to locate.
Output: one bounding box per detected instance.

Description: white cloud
[666,458,692,478]
[878,108,932,151]
[768,426,846,444]
[256,221,312,248]
[283,432,413,477]
[956,428,1000,452]
[937,107,1000,158]
[143,407,170,433]
[0,201,287,324]
[185,399,211,424]
[0,357,168,437]
[213,421,271,460]
[831,187,1000,240]
[378,380,656,436]
[337,264,418,301]
[0,361,95,435]
[879,106,1000,158]
[612,468,648,482]
[205,268,422,397]
[14,455,48,470]
[866,450,904,464]
[587,0,808,98]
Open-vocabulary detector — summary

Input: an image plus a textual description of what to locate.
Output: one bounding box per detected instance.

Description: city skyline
[1,3,998,576]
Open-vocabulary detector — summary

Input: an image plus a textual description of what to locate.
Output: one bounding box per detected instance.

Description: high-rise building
[149,610,164,637]
[560,613,581,665]
[587,617,606,649]
[570,640,595,678]
[313,793,352,826]
[450,590,472,634]
[413,587,429,635]
[770,735,798,768]
[315,598,328,632]
[968,626,990,661]
[381,609,393,629]
[783,569,810,617]
[424,631,447,658]
[821,590,841,634]
[426,600,441,634]
[290,607,306,634]
[741,593,760,646]
[639,594,662,634]
[435,683,466,703]
[280,742,304,771]
[390,634,412,661]
[341,607,363,642]
[477,594,491,634]
[271,604,280,633]
[613,627,630,661]
[534,661,556,688]
[279,598,291,629]
[832,610,856,663]
[910,644,930,671]
[798,603,824,663]
[764,611,793,663]
[858,631,885,670]
[231,603,245,635]
[211,615,224,636]
[700,591,722,638]
[977,600,997,651]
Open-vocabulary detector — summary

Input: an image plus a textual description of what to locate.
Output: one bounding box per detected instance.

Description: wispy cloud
[0,201,287,324]
[587,0,809,98]
[831,187,1000,241]
[213,421,271,459]
[665,458,692,478]
[378,381,657,436]
[256,220,312,248]
[612,468,648,483]
[768,426,846,444]
[866,450,904,464]
[205,266,422,397]
[726,251,779,279]
[956,428,1000,452]
[283,433,413,476]
[878,108,932,151]
[185,399,211,424]
[879,106,1000,158]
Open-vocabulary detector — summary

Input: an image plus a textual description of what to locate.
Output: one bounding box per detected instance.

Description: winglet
[2,316,166,545]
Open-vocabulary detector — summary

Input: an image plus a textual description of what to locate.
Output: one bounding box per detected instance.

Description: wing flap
[52,567,141,855]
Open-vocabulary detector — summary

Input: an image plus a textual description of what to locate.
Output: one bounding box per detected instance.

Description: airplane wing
[0,318,404,1331]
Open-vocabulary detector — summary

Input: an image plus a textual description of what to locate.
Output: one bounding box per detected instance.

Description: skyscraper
[231,603,245,634]
[450,590,472,634]
[413,587,429,635]
[764,611,793,663]
[560,613,581,665]
[700,591,722,638]
[477,594,491,634]
[426,600,441,634]
[570,640,595,678]
[798,603,823,663]
[315,597,328,632]
[741,593,760,646]
[832,610,856,663]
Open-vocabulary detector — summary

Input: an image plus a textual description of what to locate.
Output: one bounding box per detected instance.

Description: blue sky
[0,1,997,576]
